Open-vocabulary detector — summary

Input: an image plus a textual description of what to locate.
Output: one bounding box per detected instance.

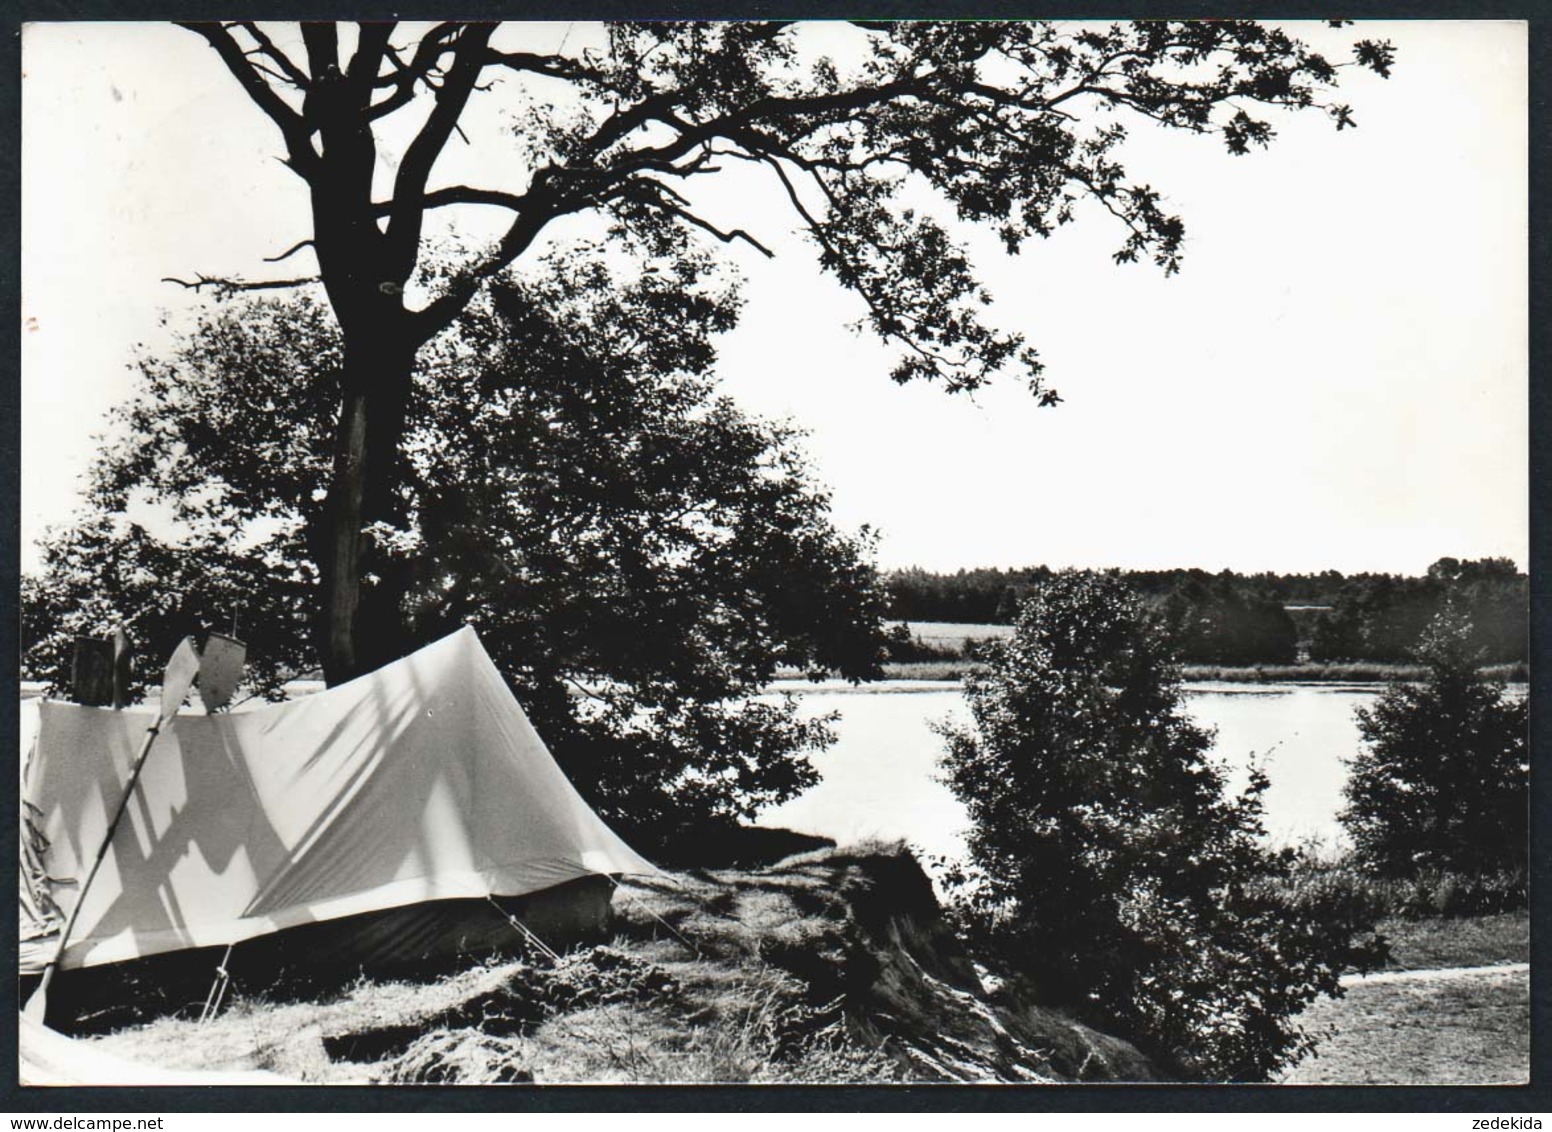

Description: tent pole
[485,895,561,962]
[200,943,236,1024]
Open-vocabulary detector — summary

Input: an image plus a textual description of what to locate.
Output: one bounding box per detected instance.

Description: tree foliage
[888,565,1300,664]
[177,19,1395,679]
[23,247,890,849]
[886,558,1525,667]
[1310,557,1526,665]
[1340,607,1528,878]
[1155,578,1297,665]
[939,571,1381,1080]
[184,19,1393,395]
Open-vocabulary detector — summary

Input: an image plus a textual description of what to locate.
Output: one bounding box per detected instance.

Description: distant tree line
[885,558,1526,666]
[1309,557,1525,664]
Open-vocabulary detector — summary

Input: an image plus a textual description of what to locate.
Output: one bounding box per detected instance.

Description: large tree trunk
[303,63,426,686]
[185,25,494,685]
[315,338,418,686]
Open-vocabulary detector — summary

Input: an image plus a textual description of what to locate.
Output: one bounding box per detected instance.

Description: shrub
[1274,856,1525,923]
[1340,608,1528,878]
[939,570,1383,1081]
[881,623,962,663]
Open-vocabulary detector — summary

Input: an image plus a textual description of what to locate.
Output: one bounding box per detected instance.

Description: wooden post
[111,626,133,709]
[69,637,115,707]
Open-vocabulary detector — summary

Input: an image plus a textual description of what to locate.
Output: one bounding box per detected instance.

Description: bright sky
[20,21,1528,578]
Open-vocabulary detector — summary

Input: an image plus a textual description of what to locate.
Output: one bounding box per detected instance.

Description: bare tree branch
[484,48,605,83]
[384,25,498,283]
[375,185,529,215]
[581,92,682,161]
[299,23,340,83]
[626,180,775,257]
[670,207,775,257]
[756,156,960,371]
[236,22,309,87]
[759,154,827,232]
[162,274,320,298]
[180,23,320,177]
[263,238,316,264]
[368,23,461,119]
[244,57,303,89]
[345,22,395,99]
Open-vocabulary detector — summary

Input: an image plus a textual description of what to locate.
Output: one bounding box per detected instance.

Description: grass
[1183,662,1424,683]
[375,956,896,1085]
[58,845,1175,1085]
[1271,871,1529,1085]
[1282,966,1529,1085]
[41,841,1529,1087]
[1279,857,1528,926]
[1181,661,1527,684]
[1234,866,1531,1086]
[71,955,526,1082]
[900,622,1015,645]
[882,659,1412,683]
[879,660,985,681]
[74,925,900,1086]
[1377,910,1528,971]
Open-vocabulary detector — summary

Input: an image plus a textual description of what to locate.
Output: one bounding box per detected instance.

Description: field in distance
[900,622,1013,645]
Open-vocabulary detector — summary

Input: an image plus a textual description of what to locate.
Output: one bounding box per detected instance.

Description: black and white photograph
[16,19,1531,1092]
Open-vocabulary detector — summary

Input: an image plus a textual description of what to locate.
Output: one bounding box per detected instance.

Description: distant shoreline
[889,619,1528,686]
[22,660,1528,703]
[778,660,1531,685]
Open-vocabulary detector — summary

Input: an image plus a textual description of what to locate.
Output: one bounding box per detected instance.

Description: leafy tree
[24,247,889,848]
[1156,576,1297,665]
[1444,558,1529,665]
[1340,607,1528,877]
[176,19,1394,682]
[1306,596,1364,663]
[939,571,1381,1080]
[1309,558,1527,664]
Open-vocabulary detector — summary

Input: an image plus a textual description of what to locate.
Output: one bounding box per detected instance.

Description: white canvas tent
[19,625,655,975]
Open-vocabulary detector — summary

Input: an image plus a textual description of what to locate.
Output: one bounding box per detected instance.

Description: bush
[881,623,962,663]
[939,571,1383,1081]
[1340,608,1527,878]
[1274,858,1526,923]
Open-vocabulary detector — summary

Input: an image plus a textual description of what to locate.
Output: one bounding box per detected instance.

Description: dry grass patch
[86,958,529,1083]
[1283,967,1529,1085]
[63,845,1159,1086]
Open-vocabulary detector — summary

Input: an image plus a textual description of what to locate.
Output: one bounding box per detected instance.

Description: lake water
[757,681,1387,862]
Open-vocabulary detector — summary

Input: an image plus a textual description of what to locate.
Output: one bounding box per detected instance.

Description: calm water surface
[758,681,1384,862]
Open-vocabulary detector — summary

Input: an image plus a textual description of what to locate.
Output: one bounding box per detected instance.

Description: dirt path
[1283,962,1530,1085]
[1340,961,1529,987]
